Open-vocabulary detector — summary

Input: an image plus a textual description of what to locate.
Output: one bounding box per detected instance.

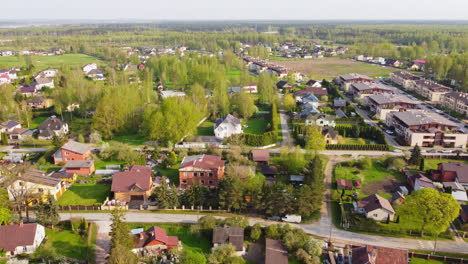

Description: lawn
[63,116,93,136]
[243,114,270,134]
[109,134,150,146]
[197,120,215,136]
[94,159,125,170]
[0,53,105,70]
[409,259,444,264]
[30,116,48,129]
[156,162,181,185]
[342,138,372,144]
[270,58,395,80]
[128,223,211,255]
[46,225,88,260]
[422,158,468,171]
[58,184,110,206]
[334,159,405,199]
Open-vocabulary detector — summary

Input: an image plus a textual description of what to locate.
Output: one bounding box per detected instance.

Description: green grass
[0,53,105,70]
[422,158,468,171]
[64,116,93,136]
[109,134,149,146]
[156,162,181,185]
[342,138,372,144]
[409,258,445,264]
[127,223,211,254]
[243,115,270,134]
[58,184,110,206]
[93,159,125,170]
[197,120,215,136]
[46,225,88,260]
[226,69,241,78]
[30,116,48,129]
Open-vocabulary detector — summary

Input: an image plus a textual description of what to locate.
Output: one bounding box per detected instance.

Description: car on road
[12,145,20,149]
[385,130,394,135]
[420,149,427,153]
[441,150,452,153]
[393,149,402,153]
[428,149,437,153]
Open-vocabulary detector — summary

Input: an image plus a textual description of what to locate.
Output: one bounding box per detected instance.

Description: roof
[322,127,338,139]
[414,80,452,92]
[133,226,179,249]
[290,175,304,182]
[17,169,61,187]
[367,94,417,106]
[305,79,320,86]
[334,98,347,107]
[34,76,53,85]
[0,120,21,129]
[443,91,468,105]
[390,111,457,128]
[276,80,292,88]
[0,223,41,252]
[337,179,353,188]
[252,150,270,162]
[27,97,46,104]
[50,171,75,180]
[439,162,468,183]
[306,113,335,122]
[38,116,67,133]
[212,226,244,251]
[111,165,152,192]
[261,164,278,176]
[357,194,395,214]
[20,86,36,93]
[338,73,373,82]
[228,86,242,94]
[351,82,395,92]
[335,109,347,118]
[294,87,327,97]
[64,160,94,168]
[215,114,241,129]
[180,154,225,170]
[265,239,288,264]
[60,140,92,154]
[391,71,421,81]
[352,245,408,264]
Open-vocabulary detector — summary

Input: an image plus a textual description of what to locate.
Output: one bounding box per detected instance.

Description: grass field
[94,159,125,170]
[30,116,48,129]
[58,184,110,206]
[197,120,215,136]
[0,54,105,70]
[410,258,445,264]
[46,225,88,260]
[243,114,270,134]
[109,134,150,146]
[270,58,395,80]
[156,162,180,185]
[422,158,468,170]
[127,223,211,255]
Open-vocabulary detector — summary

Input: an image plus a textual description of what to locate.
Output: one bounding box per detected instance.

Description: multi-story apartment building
[410,80,452,102]
[386,110,467,148]
[350,82,396,101]
[334,73,374,91]
[440,91,468,117]
[364,94,420,120]
[389,71,422,89]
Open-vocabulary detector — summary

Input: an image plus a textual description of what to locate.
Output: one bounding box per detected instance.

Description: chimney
[139,232,144,240]
[19,220,24,227]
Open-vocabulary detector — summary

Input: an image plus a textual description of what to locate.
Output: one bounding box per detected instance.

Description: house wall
[55,148,91,164]
[366,208,395,221]
[114,190,152,202]
[179,167,225,188]
[65,165,95,176]
[8,181,63,201]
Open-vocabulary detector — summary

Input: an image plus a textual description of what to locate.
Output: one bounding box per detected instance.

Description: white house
[82,63,98,74]
[8,169,65,201]
[0,223,45,256]
[37,69,58,78]
[355,194,395,221]
[305,113,336,127]
[37,116,69,140]
[34,76,54,90]
[214,114,243,139]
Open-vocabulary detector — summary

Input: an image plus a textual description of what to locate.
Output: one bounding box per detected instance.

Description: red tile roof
[352,245,408,264]
[252,150,270,162]
[133,226,179,249]
[179,155,225,170]
[111,165,152,192]
[0,223,39,252]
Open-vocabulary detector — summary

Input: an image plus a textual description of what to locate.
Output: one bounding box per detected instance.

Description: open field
[58,184,110,206]
[0,53,105,70]
[270,58,396,80]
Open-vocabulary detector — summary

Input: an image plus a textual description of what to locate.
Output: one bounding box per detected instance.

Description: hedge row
[241,131,278,146]
[326,144,389,151]
[335,125,387,144]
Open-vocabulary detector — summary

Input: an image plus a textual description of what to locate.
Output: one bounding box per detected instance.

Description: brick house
[64,160,95,176]
[351,244,408,264]
[132,226,180,256]
[54,140,92,164]
[430,162,468,189]
[111,165,153,202]
[178,155,226,188]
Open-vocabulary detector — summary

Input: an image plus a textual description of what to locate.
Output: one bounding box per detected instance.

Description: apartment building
[440,91,468,117]
[364,94,420,120]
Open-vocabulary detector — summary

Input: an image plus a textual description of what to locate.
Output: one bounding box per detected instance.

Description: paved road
[0,146,49,152]
[279,109,293,147]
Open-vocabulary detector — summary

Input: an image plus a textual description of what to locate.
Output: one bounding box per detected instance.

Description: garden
[58,183,110,206]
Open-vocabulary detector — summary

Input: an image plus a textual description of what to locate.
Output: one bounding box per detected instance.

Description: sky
[2,0,468,21]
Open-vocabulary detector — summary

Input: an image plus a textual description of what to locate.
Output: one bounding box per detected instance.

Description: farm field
[270,58,396,80]
[0,53,105,70]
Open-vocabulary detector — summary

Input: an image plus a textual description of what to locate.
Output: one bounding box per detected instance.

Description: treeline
[334,125,387,144]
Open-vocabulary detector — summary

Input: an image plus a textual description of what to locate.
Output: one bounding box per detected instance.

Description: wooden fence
[409,252,466,263]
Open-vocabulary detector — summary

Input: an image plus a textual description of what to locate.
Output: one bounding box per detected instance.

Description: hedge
[335,125,387,144]
[326,144,389,151]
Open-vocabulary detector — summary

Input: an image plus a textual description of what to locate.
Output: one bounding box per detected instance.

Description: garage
[130,195,144,201]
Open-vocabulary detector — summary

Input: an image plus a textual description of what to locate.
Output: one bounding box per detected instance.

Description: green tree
[283,93,296,112]
[258,73,275,104]
[218,177,245,212]
[223,217,249,228]
[35,195,60,228]
[230,90,256,119]
[304,126,326,151]
[32,240,63,264]
[399,188,460,236]
[207,244,246,264]
[295,185,322,218]
[409,144,422,166]
[250,223,262,242]
[0,132,8,145]
[152,177,179,209]
[77,134,85,143]
[419,158,425,171]
[181,250,207,264]
[108,208,137,264]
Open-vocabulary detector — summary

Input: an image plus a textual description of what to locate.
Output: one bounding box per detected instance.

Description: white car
[393,149,403,153]
[441,150,452,153]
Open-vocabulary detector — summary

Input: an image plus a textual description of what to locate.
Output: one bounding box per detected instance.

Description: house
[6,128,32,142]
[66,103,80,112]
[305,113,335,127]
[0,73,11,85]
[290,175,304,185]
[334,98,347,108]
[260,164,278,177]
[322,127,338,144]
[132,226,180,256]
[228,86,242,94]
[335,109,348,118]
[355,194,395,221]
[460,205,468,223]
[430,162,468,189]
[243,83,258,93]
[0,50,14,56]
[386,59,402,68]
[212,226,245,256]
[389,71,421,89]
[300,93,320,107]
[37,116,69,140]
[337,179,353,190]
[406,173,437,191]
[50,171,77,187]
[53,140,92,164]
[350,82,396,100]
[408,60,426,71]
[276,80,293,90]
[443,182,467,202]
[87,69,106,81]
[364,94,420,120]
[251,149,270,164]
[64,160,95,176]
[35,69,58,78]
[265,239,288,264]
[351,245,408,264]
[0,120,21,133]
[305,79,322,87]
[389,191,405,205]
[334,73,373,90]
[0,223,45,256]
[26,97,53,109]
[33,76,54,90]
[440,91,468,117]
[179,155,226,188]
[0,68,17,79]
[8,169,65,201]
[294,87,327,101]
[111,165,153,202]
[82,63,98,74]
[385,111,467,148]
[300,105,320,118]
[19,85,38,97]
[214,114,243,139]
[160,90,186,99]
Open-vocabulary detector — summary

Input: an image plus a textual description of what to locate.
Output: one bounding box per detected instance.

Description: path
[279,109,292,146]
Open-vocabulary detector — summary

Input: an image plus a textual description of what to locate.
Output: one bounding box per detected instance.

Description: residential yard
[197,120,215,136]
[156,162,181,185]
[109,134,150,146]
[94,159,125,170]
[46,223,89,260]
[334,159,405,199]
[30,116,48,129]
[421,158,468,171]
[127,223,211,255]
[63,116,93,136]
[243,114,270,134]
[58,184,110,206]
[341,138,372,144]
[0,53,105,70]
[270,58,395,80]
[409,258,445,264]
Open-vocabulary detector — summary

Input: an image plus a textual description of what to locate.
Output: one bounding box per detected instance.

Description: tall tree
[304,125,326,151]
[218,177,245,212]
[258,73,275,104]
[35,195,60,228]
[409,144,422,166]
[108,208,137,264]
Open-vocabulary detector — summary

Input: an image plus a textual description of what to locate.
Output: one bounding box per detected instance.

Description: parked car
[428,149,437,153]
[354,181,361,188]
[385,130,394,135]
[393,149,402,153]
[441,150,452,153]
[12,145,20,149]
[266,216,281,221]
[281,215,302,223]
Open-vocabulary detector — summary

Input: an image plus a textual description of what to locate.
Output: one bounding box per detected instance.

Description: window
[200,172,204,177]
[182,180,187,183]
[23,246,27,252]
[373,214,378,217]
[209,173,213,177]
[209,180,214,184]
[38,188,44,193]
[184,172,187,177]
[193,172,198,177]
[201,180,205,184]
[19,182,23,186]
[65,152,69,156]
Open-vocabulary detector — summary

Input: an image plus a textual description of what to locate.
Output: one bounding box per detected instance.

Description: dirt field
[361,176,406,199]
[270,58,396,80]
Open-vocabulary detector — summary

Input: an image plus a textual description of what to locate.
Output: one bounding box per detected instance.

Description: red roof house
[179,155,225,188]
[111,165,153,202]
[0,223,45,256]
[132,226,180,256]
[352,245,408,264]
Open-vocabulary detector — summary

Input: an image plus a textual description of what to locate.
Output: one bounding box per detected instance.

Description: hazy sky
[3,0,468,21]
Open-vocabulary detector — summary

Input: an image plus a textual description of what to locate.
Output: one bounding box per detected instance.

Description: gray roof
[414,80,452,92]
[64,160,94,168]
[212,226,244,251]
[444,91,468,105]
[0,120,21,129]
[214,114,241,128]
[38,117,67,138]
[357,194,395,214]
[228,86,242,94]
[367,94,417,105]
[390,111,457,127]
[339,73,373,81]
[351,82,396,92]
[61,140,92,154]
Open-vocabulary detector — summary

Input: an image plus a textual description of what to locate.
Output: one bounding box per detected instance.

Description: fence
[59,205,102,211]
[410,252,466,263]
[140,204,229,213]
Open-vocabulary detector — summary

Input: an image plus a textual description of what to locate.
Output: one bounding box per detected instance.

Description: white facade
[2,224,45,256]
[82,63,98,74]
[8,178,64,200]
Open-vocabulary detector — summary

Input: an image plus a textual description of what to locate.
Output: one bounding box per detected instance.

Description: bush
[326,144,389,151]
